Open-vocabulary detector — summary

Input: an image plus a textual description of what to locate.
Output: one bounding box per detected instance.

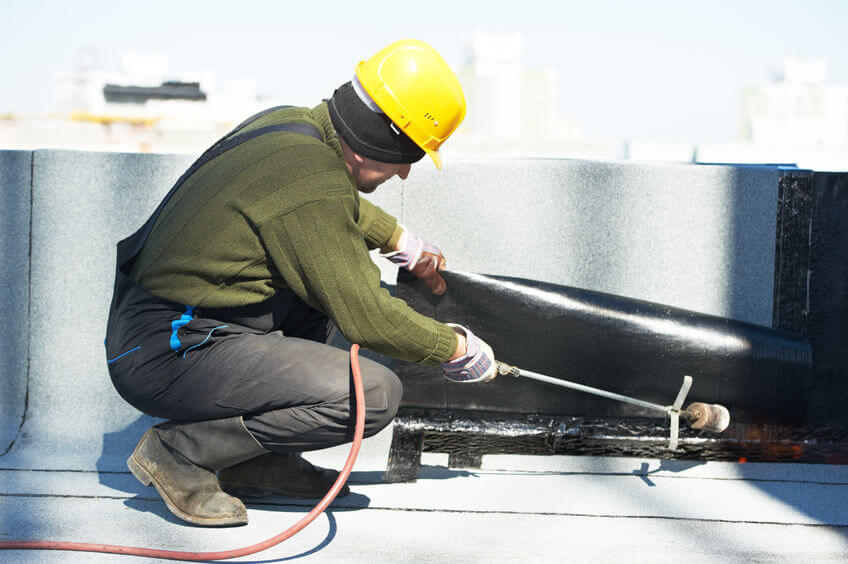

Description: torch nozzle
[682,402,731,433]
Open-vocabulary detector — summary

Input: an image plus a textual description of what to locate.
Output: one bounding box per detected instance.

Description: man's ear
[338,134,366,172]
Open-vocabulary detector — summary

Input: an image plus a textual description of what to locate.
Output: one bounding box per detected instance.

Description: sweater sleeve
[358,197,402,251]
[259,194,457,365]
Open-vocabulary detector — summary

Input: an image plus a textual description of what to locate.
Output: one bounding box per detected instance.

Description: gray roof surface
[1,150,844,562]
[2,426,847,563]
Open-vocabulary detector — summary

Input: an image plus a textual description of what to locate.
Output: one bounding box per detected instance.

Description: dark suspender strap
[229,105,294,132]
[174,122,323,190]
[125,116,323,261]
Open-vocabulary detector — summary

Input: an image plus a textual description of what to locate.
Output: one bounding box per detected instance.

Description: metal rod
[512,367,671,415]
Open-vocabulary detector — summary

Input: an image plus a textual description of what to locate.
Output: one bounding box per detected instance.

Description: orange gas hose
[0,344,367,561]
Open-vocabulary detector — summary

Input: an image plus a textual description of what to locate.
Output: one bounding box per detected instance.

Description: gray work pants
[106,280,403,453]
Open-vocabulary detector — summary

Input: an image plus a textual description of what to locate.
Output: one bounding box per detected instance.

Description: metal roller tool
[495,362,731,450]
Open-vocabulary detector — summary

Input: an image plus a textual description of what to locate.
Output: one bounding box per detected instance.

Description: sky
[2,0,847,143]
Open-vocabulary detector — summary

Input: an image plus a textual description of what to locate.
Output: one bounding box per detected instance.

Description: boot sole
[128,451,248,527]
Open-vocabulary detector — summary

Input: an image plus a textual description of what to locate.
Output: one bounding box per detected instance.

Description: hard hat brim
[427,149,442,170]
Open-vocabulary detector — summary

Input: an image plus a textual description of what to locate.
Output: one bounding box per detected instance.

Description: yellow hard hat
[355,39,466,170]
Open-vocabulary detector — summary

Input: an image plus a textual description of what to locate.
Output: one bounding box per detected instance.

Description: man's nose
[397,163,411,180]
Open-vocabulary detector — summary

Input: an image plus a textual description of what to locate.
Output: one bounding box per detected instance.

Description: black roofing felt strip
[773,170,813,334]
[806,172,848,428]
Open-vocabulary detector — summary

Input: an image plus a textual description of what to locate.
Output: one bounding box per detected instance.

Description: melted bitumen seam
[3,467,848,487]
[2,492,846,528]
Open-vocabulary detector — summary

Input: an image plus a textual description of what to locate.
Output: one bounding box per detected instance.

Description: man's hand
[441,324,497,383]
[382,228,447,295]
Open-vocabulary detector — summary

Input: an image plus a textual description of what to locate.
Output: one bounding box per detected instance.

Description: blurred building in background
[0,40,846,171]
[696,58,848,170]
[0,50,266,154]
[740,58,847,146]
[450,32,614,160]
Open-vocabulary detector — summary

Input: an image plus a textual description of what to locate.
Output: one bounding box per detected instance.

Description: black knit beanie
[327,81,425,164]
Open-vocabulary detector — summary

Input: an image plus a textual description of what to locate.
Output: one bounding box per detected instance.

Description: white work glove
[382,226,447,295]
[440,324,497,383]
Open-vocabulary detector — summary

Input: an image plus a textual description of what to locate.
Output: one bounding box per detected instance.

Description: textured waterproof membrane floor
[2,426,848,563]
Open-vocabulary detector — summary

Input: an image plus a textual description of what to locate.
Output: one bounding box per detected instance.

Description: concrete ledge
[399,159,778,326]
[6,150,193,469]
[0,150,783,471]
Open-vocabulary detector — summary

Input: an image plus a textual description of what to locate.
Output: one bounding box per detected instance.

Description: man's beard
[353,172,382,194]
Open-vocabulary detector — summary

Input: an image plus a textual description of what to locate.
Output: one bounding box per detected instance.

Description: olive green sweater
[130,103,457,365]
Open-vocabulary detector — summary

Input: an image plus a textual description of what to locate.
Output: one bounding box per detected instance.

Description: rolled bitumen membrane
[393,270,848,466]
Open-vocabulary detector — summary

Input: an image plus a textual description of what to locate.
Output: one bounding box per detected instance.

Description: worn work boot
[218,452,349,499]
[127,416,269,527]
